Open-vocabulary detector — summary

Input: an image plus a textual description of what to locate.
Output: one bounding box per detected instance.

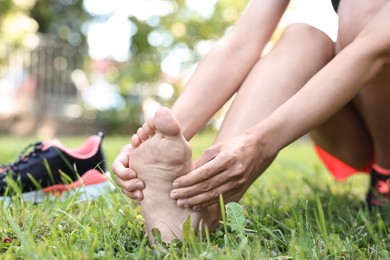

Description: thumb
[194,145,220,169]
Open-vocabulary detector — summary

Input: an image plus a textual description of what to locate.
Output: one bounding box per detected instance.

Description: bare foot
[129,107,206,243]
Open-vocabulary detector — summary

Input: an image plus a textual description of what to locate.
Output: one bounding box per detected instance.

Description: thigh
[310,102,373,169]
[213,24,334,204]
[354,64,390,166]
[338,0,390,166]
[215,23,334,142]
[310,0,390,169]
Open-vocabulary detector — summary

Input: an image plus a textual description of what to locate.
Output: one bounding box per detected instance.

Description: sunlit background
[0,0,338,138]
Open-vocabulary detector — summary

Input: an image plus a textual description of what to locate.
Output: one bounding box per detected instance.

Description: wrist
[244,120,284,160]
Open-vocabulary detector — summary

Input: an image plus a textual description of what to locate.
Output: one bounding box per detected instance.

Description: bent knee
[284,24,334,46]
[282,23,335,59]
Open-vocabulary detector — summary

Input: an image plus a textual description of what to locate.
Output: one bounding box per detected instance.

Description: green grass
[0,132,389,259]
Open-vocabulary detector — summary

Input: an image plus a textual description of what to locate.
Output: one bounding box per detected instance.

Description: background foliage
[0,0,249,133]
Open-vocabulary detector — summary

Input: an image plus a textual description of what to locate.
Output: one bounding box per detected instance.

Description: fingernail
[170,191,177,199]
[172,181,179,188]
[177,199,186,208]
[135,191,142,200]
[193,206,200,212]
[135,181,144,188]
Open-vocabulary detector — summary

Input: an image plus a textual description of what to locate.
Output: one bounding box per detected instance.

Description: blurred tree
[0,0,12,20]
[0,0,251,133]
[99,0,248,132]
[30,0,90,46]
[0,0,38,53]
[117,0,247,103]
[0,0,90,63]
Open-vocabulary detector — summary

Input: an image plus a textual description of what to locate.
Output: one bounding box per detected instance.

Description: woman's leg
[308,69,390,180]
[128,23,334,237]
[309,0,390,205]
[215,24,334,142]
[309,0,390,172]
[202,23,334,224]
[354,65,390,205]
[355,70,390,168]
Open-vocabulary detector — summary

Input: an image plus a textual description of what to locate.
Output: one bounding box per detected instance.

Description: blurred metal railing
[30,34,86,114]
[0,33,86,119]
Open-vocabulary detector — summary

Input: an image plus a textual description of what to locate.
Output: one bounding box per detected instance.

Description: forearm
[172,0,289,140]
[172,39,260,140]
[249,35,389,157]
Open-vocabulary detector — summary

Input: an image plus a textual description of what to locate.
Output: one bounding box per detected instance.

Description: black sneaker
[0,132,112,204]
[366,167,390,209]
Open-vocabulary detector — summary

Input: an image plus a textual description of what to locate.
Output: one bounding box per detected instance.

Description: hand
[170,133,275,211]
[112,143,145,201]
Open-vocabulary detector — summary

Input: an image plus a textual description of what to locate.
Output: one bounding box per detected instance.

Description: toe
[137,128,148,141]
[154,107,181,136]
[147,116,156,132]
[142,122,155,137]
[131,134,142,147]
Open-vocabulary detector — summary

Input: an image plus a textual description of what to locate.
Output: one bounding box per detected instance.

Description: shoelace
[0,142,44,174]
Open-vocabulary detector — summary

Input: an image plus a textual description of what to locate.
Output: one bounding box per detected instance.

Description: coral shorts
[314,145,372,181]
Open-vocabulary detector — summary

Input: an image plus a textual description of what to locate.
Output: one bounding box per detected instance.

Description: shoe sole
[0,170,114,205]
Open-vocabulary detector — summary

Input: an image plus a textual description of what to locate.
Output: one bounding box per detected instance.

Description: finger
[115,177,145,192]
[119,143,133,156]
[176,190,220,209]
[194,147,219,169]
[176,182,239,209]
[172,156,227,188]
[170,171,230,199]
[192,199,218,211]
[112,161,137,180]
[122,189,144,201]
[112,151,130,169]
[192,193,237,212]
[112,144,133,170]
